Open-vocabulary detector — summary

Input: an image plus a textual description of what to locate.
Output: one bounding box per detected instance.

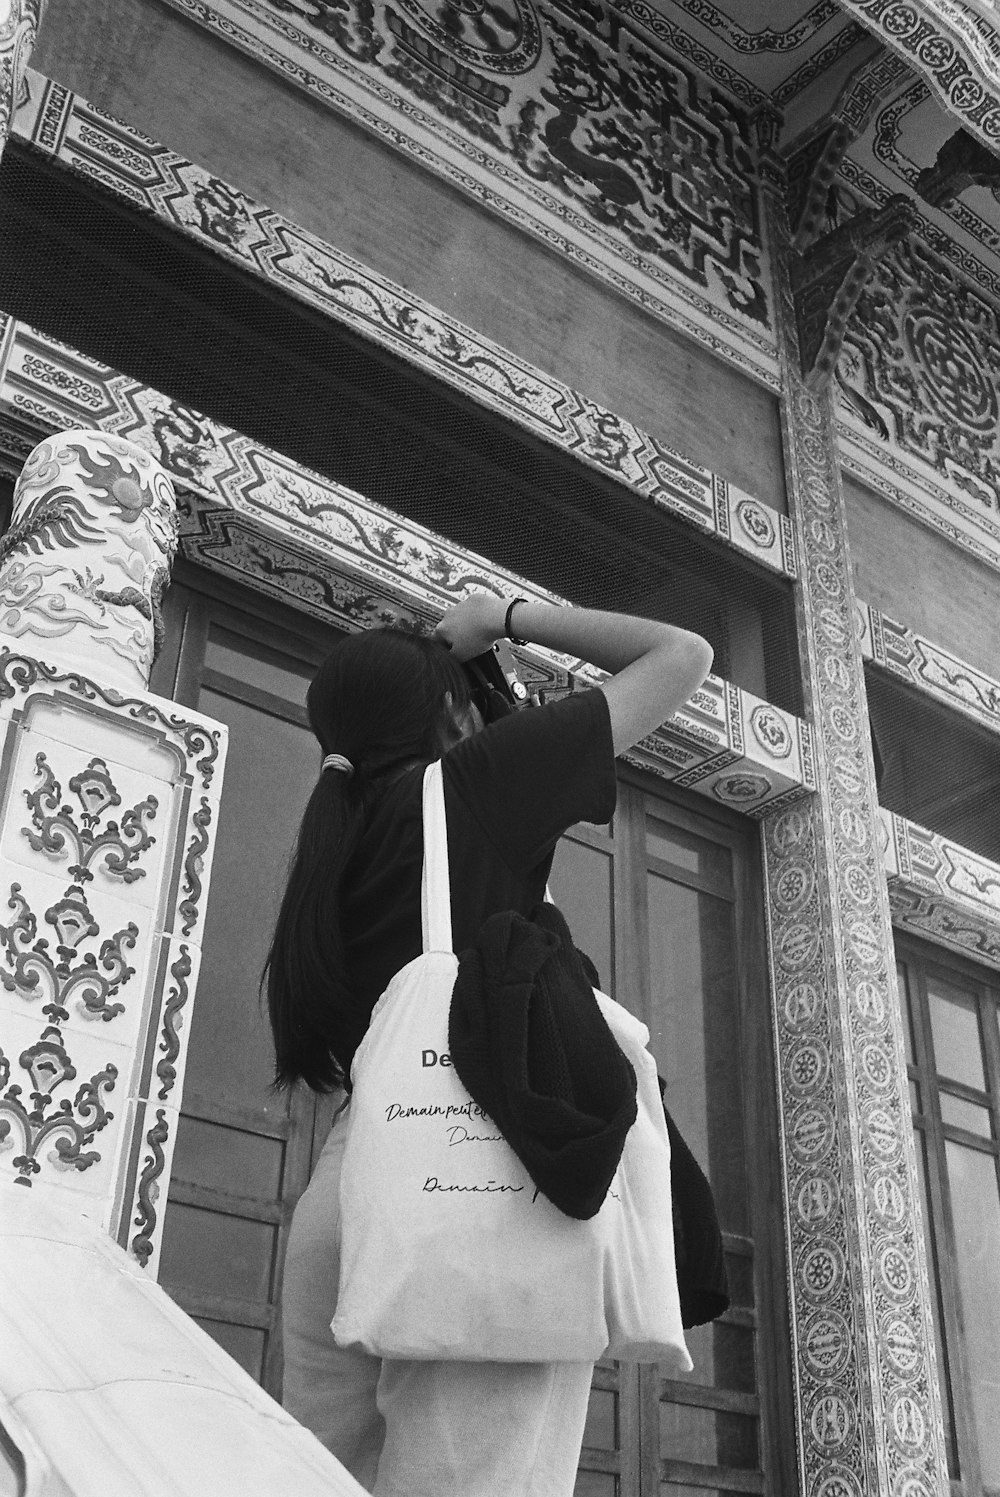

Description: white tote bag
[333,760,692,1368]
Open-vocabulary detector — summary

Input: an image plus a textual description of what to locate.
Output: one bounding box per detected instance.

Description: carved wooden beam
[784,44,909,251]
[915,127,1000,207]
[790,194,918,392]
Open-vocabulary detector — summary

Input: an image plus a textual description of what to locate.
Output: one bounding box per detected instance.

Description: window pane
[680,1321,756,1394]
[159,1202,278,1303]
[550,836,614,996]
[581,1388,618,1452]
[194,1317,267,1382]
[927,977,985,1089]
[186,688,318,1116]
[940,1093,993,1139]
[574,1475,617,1497]
[647,872,748,1233]
[896,961,915,1065]
[646,816,731,887]
[945,1140,1000,1484]
[660,1401,757,1469]
[724,1253,754,1309]
[913,1130,958,1477]
[205,625,314,704]
[171,1115,284,1200]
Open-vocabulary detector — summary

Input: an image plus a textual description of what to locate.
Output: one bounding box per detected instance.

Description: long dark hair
[264,627,471,1091]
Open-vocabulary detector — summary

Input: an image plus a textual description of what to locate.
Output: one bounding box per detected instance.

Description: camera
[462,639,531,725]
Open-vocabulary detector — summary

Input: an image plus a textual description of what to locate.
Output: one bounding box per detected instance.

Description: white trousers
[280,1105,594,1497]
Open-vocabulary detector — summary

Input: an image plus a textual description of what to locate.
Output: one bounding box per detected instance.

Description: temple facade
[2,2,1000,1494]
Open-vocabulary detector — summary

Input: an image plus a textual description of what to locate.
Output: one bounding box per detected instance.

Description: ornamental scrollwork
[179,800,212,937]
[22,751,157,884]
[156,945,192,1102]
[0,881,138,1023]
[0,1026,117,1183]
[130,1107,171,1267]
[0,650,223,790]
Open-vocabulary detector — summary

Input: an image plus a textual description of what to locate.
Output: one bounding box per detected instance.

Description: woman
[268,592,713,1497]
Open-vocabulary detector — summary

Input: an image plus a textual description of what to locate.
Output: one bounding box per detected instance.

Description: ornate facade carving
[0,431,178,692]
[763,193,948,1496]
[791,194,917,390]
[840,0,1000,156]
[94,0,776,383]
[838,234,1000,569]
[882,808,1000,972]
[785,43,909,251]
[859,599,1000,738]
[0,0,44,161]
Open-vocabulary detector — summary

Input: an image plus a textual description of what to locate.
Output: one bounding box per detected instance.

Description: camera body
[462,640,531,725]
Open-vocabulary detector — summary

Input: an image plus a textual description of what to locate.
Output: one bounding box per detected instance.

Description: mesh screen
[0,142,801,713]
[867,666,1000,864]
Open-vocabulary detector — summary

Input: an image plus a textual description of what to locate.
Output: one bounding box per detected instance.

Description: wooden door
[150,570,342,1396]
[550,779,793,1497]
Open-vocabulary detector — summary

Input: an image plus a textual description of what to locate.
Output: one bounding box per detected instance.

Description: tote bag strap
[421,760,454,954]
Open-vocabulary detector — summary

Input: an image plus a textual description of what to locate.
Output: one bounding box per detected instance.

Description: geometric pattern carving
[9,73,791,560]
[135,0,776,381]
[763,193,949,1496]
[0,319,813,816]
[859,599,1000,739]
[882,807,1000,972]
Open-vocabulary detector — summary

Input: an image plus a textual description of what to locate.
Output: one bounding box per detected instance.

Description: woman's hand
[432,593,507,662]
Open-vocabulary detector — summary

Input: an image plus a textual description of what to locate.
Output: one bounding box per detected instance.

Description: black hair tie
[504,598,528,647]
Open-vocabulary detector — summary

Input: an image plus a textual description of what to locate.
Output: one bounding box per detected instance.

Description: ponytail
[263,627,471,1090]
[265,769,365,1091]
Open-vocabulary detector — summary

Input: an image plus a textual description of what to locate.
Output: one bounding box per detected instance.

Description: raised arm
[433,596,713,756]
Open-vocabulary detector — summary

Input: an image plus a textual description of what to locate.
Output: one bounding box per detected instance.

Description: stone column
[0,429,227,1277]
[0,0,45,161]
[757,190,950,1491]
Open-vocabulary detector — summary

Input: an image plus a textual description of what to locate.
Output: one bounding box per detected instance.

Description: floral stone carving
[0,430,178,691]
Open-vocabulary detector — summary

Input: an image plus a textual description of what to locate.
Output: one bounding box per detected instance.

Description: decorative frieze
[11,71,791,569]
[882,808,1000,971]
[0,433,227,1277]
[107,0,777,383]
[761,186,949,1497]
[859,599,1000,739]
[0,317,812,815]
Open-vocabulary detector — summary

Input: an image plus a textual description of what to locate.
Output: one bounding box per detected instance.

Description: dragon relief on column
[0,434,178,679]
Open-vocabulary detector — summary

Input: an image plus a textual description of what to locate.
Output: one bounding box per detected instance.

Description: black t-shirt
[338,688,617,1081]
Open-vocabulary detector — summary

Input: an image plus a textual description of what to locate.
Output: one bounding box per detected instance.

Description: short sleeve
[443,687,616,874]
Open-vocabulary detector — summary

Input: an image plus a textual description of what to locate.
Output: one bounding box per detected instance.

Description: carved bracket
[915,127,1000,208]
[790,195,918,392]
